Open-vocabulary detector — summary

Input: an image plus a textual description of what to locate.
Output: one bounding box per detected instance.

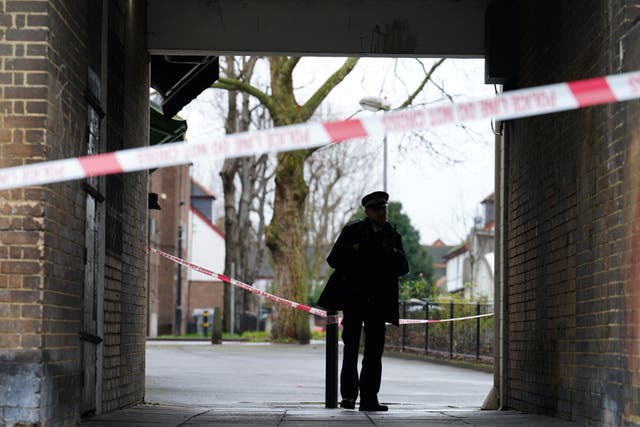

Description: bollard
[475,302,481,360]
[325,311,338,408]
[203,310,209,338]
[401,301,407,351]
[211,307,222,344]
[424,302,430,353]
[449,301,454,357]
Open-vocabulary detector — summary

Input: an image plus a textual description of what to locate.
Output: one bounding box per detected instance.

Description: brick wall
[101,0,148,415]
[615,1,640,422]
[148,165,191,336]
[187,281,225,323]
[0,0,149,425]
[1,0,56,424]
[42,0,89,423]
[505,0,640,424]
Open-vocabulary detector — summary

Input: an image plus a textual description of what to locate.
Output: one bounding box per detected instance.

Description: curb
[385,349,494,373]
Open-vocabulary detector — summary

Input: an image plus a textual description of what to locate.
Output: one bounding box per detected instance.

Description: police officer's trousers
[340,309,386,404]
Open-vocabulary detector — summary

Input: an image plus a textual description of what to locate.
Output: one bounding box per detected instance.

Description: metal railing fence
[385,300,494,360]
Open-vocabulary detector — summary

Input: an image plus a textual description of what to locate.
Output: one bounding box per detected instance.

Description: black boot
[359,400,388,412]
[340,398,356,409]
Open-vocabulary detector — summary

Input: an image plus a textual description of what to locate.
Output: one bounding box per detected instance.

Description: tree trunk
[266,150,311,343]
[221,159,238,333]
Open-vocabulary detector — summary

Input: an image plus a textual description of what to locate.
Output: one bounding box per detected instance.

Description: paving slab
[82,404,579,426]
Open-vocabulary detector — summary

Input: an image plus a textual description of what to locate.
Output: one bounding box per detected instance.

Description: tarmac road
[144,340,491,409]
[80,341,578,425]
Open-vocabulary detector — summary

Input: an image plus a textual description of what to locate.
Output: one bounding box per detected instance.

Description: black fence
[386,300,494,361]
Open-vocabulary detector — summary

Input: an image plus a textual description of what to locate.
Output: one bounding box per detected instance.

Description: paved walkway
[81,341,577,426]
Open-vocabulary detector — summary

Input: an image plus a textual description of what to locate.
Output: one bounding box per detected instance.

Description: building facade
[444,194,495,300]
[0,1,149,424]
[186,178,225,333]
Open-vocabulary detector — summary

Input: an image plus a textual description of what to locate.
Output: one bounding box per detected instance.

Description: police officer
[318,191,409,411]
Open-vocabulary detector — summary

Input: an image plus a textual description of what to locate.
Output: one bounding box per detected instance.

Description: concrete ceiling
[148,0,489,58]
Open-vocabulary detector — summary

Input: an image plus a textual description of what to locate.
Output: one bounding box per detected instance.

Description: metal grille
[386,300,494,361]
[105,20,125,257]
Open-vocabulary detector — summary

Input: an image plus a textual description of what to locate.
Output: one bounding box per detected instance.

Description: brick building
[147,165,190,337]
[186,178,225,334]
[444,194,495,300]
[495,1,640,423]
[148,172,226,337]
[147,103,190,338]
[0,0,149,424]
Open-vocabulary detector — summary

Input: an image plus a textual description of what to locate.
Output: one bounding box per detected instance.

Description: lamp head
[359,96,391,112]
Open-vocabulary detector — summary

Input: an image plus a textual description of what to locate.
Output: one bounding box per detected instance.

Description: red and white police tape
[148,246,493,325]
[148,246,334,320]
[0,70,639,191]
[398,314,493,325]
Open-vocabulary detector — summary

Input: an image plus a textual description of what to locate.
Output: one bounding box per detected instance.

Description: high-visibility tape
[398,313,493,325]
[149,246,493,326]
[148,246,332,319]
[0,71,639,191]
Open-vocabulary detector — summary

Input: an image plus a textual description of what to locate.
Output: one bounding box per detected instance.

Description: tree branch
[300,57,359,121]
[213,77,275,114]
[281,56,301,78]
[397,58,446,110]
[241,56,261,82]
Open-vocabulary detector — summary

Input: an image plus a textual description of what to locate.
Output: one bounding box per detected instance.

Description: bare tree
[213,56,452,342]
[214,56,359,342]
[219,57,275,333]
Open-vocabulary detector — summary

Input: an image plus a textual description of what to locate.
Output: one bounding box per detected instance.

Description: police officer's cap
[362,191,389,209]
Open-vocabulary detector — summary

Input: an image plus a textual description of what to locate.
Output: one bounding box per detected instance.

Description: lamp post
[359,96,391,191]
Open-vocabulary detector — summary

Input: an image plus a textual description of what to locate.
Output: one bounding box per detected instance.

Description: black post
[203,310,209,338]
[449,301,454,358]
[211,307,222,344]
[325,311,338,408]
[424,302,429,353]
[475,302,481,360]
[175,224,183,336]
[401,301,407,351]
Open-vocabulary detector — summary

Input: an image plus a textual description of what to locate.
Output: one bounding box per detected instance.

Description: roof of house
[190,205,225,239]
[443,241,469,260]
[424,239,455,265]
[482,192,495,204]
[191,178,216,199]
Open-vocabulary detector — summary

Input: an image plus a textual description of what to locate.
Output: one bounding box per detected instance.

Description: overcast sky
[179,57,495,246]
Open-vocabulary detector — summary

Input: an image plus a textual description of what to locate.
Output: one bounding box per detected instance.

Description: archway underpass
[1,1,639,426]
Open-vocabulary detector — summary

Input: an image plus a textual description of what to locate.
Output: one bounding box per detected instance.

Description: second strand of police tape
[148,247,493,325]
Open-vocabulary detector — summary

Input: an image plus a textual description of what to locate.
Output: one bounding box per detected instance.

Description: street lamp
[359,96,391,192]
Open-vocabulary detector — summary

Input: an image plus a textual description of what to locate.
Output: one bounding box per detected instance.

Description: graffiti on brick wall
[51,64,83,153]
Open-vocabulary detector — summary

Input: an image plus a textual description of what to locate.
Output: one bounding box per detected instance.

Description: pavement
[81,341,577,426]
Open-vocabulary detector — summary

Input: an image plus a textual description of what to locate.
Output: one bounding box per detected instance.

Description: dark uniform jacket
[317,218,409,325]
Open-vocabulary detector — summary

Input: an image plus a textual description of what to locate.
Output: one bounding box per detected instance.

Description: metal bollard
[325,311,338,408]
[211,307,222,344]
[203,310,209,338]
[401,301,407,351]
[424,302,430,353]
[449,301,454,357]
[475,302,481,360]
